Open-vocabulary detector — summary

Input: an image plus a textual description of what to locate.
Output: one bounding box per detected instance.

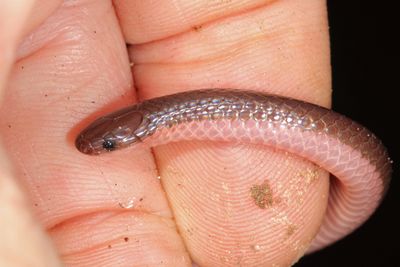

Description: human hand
[0,0,331,266]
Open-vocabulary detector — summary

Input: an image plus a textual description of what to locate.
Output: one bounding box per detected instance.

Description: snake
[75,89,392,251]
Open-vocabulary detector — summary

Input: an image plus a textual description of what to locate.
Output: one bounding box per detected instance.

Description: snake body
[76,89,392,251]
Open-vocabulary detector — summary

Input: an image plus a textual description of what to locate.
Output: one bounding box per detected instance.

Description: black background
[296,1,398,267]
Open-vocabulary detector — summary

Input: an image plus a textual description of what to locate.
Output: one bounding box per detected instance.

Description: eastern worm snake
[75,89,392,251]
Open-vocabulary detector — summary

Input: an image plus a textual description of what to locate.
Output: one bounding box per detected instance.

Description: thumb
[0,1,62,266]
[0,0,60,94]
[0,0,33,92]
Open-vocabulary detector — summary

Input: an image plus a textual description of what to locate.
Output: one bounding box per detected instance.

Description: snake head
[76,107,145,155]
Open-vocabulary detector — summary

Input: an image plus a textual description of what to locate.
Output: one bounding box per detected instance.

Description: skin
[0,0,331,266]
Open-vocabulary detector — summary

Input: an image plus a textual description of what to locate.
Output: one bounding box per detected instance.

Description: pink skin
[0,0,371,266]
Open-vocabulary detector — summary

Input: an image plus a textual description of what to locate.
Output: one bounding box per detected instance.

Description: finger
[22,0,62,36]
[0,0,61,93]
[0,154,62,267]
[1,0,190,266]
[114,0,277,44]
[0,0,34,92]
[0,1,62,266]
[116,0,331,266]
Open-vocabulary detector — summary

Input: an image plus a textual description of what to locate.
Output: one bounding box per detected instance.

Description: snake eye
[102,139,116,151]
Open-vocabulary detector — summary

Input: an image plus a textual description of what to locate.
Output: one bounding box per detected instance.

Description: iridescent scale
[132,89,390,186]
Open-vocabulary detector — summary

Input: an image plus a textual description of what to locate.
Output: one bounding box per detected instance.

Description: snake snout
[75,135,95,155]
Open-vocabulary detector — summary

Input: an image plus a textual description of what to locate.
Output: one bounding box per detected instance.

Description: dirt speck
[250,180,274,209]
[286,224,297,236]
[193,25,203,31]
